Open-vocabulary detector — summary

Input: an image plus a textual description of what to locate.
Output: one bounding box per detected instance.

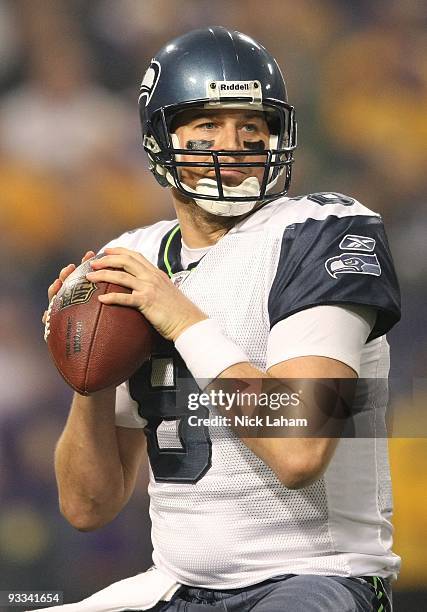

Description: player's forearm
[216,362,337,489]
[55,388,126,530]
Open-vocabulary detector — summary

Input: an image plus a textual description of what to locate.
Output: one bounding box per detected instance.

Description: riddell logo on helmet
[207,80,262,103]
[220,82,250,91]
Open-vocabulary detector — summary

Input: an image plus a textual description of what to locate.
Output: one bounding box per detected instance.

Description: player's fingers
[90,254,147,278]
[47,278,62,302]
[82,250,96,263]
[44,277,63,323]
[59,263,76,282]
[103,247,157,271]
[97,291,137,306]
[44,256,94,326]
[86,269,140,289]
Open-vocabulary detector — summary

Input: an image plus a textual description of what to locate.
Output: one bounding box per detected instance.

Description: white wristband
[174,318,249,385]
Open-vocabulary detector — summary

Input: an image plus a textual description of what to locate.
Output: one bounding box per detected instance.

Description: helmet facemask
[143,99,296,216]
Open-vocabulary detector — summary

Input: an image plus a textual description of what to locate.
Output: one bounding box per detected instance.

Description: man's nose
[216,125,243,151]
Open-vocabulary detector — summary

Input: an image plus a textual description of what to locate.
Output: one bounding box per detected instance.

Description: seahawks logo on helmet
[138,60,161,107]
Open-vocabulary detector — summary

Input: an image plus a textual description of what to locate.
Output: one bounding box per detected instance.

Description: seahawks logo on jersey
[325,253,381,278]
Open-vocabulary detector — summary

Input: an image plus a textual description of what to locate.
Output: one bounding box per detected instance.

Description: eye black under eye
[243,140,266,151]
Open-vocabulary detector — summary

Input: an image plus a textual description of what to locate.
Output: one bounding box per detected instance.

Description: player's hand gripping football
[41,251,96,325]
[85,247,207,341]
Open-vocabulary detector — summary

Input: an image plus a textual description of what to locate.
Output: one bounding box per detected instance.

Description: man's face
[172,108,271,189]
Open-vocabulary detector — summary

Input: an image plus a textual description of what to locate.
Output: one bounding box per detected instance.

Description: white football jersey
[104,193,401,589]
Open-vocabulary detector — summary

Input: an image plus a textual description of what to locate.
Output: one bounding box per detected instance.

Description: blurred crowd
[0,0,426,608]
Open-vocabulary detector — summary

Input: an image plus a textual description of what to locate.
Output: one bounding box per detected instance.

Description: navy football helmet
[139,26,297,216]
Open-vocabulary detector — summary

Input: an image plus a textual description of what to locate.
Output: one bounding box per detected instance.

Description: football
[45,254,154,395]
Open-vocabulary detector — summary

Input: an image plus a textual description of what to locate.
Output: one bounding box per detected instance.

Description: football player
[41,27,399,611]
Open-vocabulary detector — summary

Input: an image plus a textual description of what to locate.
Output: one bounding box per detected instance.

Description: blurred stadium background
[0,0,426,609]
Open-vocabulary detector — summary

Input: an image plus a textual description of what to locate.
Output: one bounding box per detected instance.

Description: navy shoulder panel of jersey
[268,213,401,341]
